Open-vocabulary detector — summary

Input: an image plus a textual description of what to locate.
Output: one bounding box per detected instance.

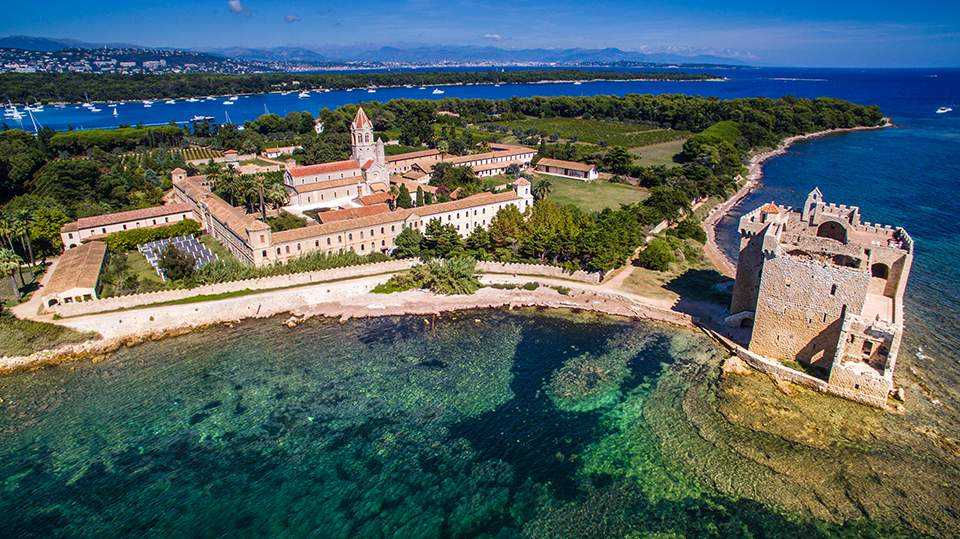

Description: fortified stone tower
[726,188,913,407]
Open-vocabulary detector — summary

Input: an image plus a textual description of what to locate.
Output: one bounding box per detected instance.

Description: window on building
[830,284,838,295]
[165,217,169,223]
[349,234,353,240]
[326,238,331,245]
[391,225,395,232]
[380,227,384,234]
[297,243,301,251]
[285,246,290,253]
[277,248,281,254]
[260,235,265,242]
[862,341,873,355]
[122,225,127,230]
[361,244,365,251]
[360,231,363,239]
[262,250,266,257]
[381,240,385,246]
[153,220,157,225]
[68,233,73,239]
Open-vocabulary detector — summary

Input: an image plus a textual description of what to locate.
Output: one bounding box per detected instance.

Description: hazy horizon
[2,0,958,68]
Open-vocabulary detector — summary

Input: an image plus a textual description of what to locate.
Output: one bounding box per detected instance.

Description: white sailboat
[113,108,118,117]
[432,88,444,94]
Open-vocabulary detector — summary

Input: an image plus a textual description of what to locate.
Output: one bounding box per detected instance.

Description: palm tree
[0,248,23,302]
[10,209,35,267]
[266,183,289,210]
[532,178,553,201]
[204,162,223,189]
[251,173,268,221]
[219,166,242,206]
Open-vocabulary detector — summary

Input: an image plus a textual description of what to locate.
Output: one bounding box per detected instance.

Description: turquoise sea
[2,68,960,537]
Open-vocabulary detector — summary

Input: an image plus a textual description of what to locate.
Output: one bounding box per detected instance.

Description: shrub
[103,219,201,252]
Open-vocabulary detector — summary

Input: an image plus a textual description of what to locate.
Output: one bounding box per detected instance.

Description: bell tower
[350,107,376,165]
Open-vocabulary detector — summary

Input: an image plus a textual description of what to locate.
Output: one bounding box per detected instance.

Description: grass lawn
[0,311,100,358]
[631,139,687,168]
[619,240,730,307]
[199,235,235,262]
[495,117,690,147]
[538,173,650,212]
[240,158,278,167]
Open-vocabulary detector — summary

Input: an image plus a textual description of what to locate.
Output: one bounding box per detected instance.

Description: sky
[2,0,959,67]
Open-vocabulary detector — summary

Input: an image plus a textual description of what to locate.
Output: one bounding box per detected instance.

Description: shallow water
[1,309,951,538]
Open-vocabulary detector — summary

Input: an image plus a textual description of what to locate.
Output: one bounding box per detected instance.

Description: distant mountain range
[0,35,757,67]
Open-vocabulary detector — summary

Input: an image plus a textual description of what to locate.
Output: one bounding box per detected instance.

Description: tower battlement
[726,188,913,407]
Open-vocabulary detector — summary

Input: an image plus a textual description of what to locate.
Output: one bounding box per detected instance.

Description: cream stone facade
[727,188,913,406]
[60,202,194,250]
[170,108,534,268]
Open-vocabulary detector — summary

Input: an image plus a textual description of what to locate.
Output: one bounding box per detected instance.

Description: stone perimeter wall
[52,260,602,317]
[476,261,601,284]
[52,259,416,317]
[736,347,888,409]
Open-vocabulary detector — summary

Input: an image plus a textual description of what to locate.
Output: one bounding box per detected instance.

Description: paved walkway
[10,257,60,321]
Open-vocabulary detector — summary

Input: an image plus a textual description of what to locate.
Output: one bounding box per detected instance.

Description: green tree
[30,206,71,256]
[532,178,553,201]
[158,244,195,281]
[396,183,413,209]
[394,226,423,258]
[416,186,424,207]
[506,163,522,178]
[0,248,23,302]
[424,220,463,258]
[637,238,675,271]
[603,146,634,175]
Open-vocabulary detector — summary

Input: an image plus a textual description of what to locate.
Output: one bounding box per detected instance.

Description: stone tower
[350,107,388,186]
[726,188,914,407]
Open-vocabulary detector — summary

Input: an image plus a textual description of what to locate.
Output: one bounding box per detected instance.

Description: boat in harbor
[186,98,200,103]
[223,100,234,105]
[299,91,310,98]
[191,115,214,122]
[937,106,952,113]
[113,108,118,117]
[432,88,445,94]
[90,107,101,112]
[165,100,176,105]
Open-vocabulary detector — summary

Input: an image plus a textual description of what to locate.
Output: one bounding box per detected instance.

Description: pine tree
[396,183,413,209]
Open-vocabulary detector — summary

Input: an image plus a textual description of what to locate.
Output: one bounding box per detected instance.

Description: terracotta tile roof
[358,192,394,206]
[224,150,238,154]
[473,160,526,173]
[352,107,373,130]
[292,176,365,193]
[412,191,519,218]
[361,159,374,170]
[394,178,437,194]
[386,148,440,163]
[536,158,596,173]
[71,203,193,231]
[760,203,781,214]
[272,210,413,244]
[171,167,186,173]
[44,241,107,297]
[288,160,359,178]
[315,204,392,224]
[61,221,78,233]
[512,178,532,186]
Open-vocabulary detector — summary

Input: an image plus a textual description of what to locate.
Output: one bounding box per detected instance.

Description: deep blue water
[2,67,960,537]
[9,67,959,132]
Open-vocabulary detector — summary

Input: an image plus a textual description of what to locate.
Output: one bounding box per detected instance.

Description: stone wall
[476,261,601,284]
[736,348,888,408]
[750,255,869,367]
[52,259,415,317]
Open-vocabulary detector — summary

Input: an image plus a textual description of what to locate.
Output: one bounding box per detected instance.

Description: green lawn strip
[495,117,687,147]
[631,139,687,168]
[478,270,592,285]
[0,312,101,357]
[199,235,235,261]
[540,174,650,212]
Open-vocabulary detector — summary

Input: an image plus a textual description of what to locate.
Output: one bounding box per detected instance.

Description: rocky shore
[0,278,693,376]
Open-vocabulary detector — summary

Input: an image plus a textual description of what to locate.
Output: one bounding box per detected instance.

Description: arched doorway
[816,221,848,243]
[871,263,890,279]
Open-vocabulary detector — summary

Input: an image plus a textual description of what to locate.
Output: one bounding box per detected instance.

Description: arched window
[349,233,353,240]
[871,263,890,279]
[276,248,281,255]
[327,238,331,245]
[285,246,290,253]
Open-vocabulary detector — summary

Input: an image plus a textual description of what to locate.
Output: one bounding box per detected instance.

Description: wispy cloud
[285,14,301,23]
[227,0,250,16]
[483,34,507,42]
